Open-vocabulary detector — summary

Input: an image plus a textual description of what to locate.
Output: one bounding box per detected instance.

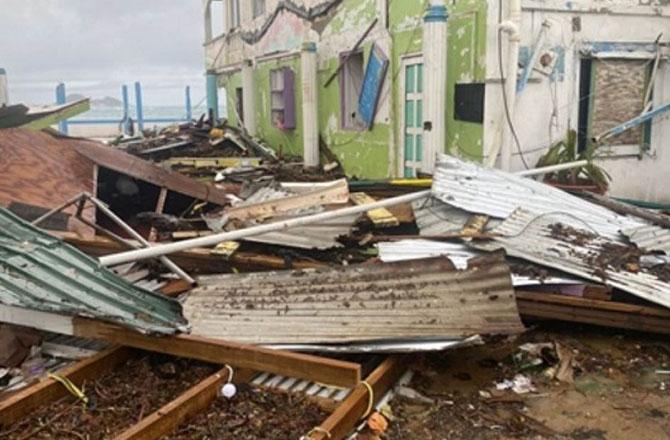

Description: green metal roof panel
[0,207,188,334]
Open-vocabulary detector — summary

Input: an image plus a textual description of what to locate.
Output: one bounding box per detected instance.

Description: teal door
[403,62,423,178]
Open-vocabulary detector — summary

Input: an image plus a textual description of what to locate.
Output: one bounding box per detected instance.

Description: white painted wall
[484,0,670,203]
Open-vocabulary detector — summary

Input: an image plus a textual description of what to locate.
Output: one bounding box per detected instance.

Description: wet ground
[386,324,670,440]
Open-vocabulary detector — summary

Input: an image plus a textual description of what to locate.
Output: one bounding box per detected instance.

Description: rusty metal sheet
[183,254,524,348]
[431,154,644,238]
[474,208,670,310]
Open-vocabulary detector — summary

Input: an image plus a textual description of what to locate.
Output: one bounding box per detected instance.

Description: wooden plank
[225,179,349,222]
[516,291,670,334]
[69,137,230,205]
[308,356,406,440]
[351,193,399,227]
[72,318,360,388]
[115,367,256,440]
[148,187,168,242]
[0,346,133,426]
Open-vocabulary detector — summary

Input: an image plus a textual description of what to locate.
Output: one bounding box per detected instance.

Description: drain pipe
[487,0,522,171]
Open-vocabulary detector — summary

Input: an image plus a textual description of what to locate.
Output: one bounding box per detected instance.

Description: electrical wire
[497,0,530,169]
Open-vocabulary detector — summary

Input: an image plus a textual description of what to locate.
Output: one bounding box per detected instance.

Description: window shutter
[358,45,389,129]
[282,68,296,129]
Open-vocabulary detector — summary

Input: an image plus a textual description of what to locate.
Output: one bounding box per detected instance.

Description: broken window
[270,67,296,130]
[252,0,265,18]
[580,58,652,154]
[340,51,365,130]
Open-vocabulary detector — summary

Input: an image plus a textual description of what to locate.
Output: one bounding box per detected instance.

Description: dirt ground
[0,353,216,439]
[162,386,328,439]
[387,324,670,440]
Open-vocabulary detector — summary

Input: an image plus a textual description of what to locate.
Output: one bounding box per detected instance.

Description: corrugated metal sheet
[623,224,670,255]
[183,255,524,347]
[0,208,187,334]
[376,239,478,268]
[473,208,670,309]
[412,197,472,235]
[431,155,644,238]
[376,239,585,287]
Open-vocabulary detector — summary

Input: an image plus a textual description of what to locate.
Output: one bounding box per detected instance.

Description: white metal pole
[421,1,448,174]
[516,160,588,177]
[0,68,8,106]
[301,41,320,168]
[99,190,431,266]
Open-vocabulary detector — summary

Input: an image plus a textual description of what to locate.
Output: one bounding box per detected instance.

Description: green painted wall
[446,0,487,161]
[219,0,487,178]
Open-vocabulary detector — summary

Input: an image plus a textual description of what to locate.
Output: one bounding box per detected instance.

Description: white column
[421,1,448,174]
[301,41,319,168]
[241,59,257,136]
[0,68,7,106]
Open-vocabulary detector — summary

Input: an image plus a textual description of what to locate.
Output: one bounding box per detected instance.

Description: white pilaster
[421,1,448,174]
[241,59,257,136]
[301,42,320,168]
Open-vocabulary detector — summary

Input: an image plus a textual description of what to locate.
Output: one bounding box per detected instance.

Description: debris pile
[1,124,670,439]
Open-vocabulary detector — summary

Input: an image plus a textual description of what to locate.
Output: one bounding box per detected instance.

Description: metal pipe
[516,160,589,177]
[134,81,144,133]
[500,0,522,171]
[100,190,432,266]
[55,83,69,135]
[32,193,85,226]
[86,195,195,285]
[0,68,8,106]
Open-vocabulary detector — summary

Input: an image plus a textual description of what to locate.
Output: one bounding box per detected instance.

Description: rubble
[1,120,670,439]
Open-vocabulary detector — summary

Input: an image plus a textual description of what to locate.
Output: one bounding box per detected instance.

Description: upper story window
[270,67,296,130]
[253,0,266,18]
[230,0,241,29]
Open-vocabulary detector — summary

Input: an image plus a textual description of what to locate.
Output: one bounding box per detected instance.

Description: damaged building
[203,0,670,202]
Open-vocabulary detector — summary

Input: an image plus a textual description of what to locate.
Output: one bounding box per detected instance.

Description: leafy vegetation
[536,130,610,191]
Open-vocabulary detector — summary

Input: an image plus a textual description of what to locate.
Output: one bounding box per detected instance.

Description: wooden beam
[0,346,133,426]
[114,367,256,440]
[308,356,407,440]
[516,291,670,334]
[72,318,360,388]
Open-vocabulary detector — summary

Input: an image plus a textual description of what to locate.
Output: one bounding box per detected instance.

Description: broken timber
[0,305,360,388]
[516,291,670,335]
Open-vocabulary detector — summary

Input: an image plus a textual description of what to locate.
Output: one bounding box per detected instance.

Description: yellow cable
[360,380,374,419]
[48,373,89,406]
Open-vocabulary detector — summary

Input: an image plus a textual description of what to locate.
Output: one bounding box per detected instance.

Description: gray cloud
[1,0,206,105]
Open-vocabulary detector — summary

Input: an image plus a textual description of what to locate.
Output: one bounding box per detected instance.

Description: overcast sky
[1,0,206,106]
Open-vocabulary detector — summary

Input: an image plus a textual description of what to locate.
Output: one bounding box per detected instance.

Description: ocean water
[75,105,203,121]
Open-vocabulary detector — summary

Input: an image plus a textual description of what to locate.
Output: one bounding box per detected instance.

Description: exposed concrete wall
[484,0,670,202]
